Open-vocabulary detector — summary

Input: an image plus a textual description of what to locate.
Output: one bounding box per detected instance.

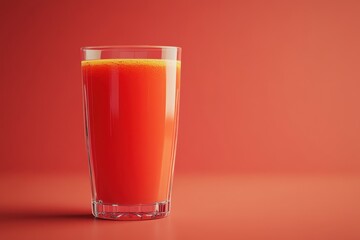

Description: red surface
[1,174,360,239]
[82,59,180,203]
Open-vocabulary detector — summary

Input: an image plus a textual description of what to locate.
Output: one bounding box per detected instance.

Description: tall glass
[81,46,181,220]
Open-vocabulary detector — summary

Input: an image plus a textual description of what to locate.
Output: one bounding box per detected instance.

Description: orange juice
[82,59,180,204]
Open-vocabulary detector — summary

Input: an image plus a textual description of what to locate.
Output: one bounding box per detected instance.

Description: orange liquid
[82,59,180,204]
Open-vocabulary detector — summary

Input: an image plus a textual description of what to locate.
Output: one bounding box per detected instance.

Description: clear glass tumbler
[81,46,181,220]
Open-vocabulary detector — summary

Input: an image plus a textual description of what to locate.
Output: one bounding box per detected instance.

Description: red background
[1,0,359,175]
[1,0,360,239]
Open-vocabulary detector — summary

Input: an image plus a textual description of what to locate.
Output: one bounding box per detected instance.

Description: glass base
[92,200,170,220]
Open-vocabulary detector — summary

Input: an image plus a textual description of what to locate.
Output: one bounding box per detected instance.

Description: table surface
[0,173,359,240]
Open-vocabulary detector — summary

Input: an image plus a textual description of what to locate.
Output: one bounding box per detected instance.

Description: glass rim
[81,45,181,51]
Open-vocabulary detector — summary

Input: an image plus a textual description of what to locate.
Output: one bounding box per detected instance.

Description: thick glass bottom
[92,200,170,220]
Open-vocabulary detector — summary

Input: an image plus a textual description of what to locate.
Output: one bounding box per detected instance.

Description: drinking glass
[81,46,181,220]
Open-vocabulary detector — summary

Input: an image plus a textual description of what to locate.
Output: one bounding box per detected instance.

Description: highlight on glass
[81,46,181,220]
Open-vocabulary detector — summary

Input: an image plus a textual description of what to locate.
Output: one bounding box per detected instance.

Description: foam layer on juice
[82,59,180,68]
